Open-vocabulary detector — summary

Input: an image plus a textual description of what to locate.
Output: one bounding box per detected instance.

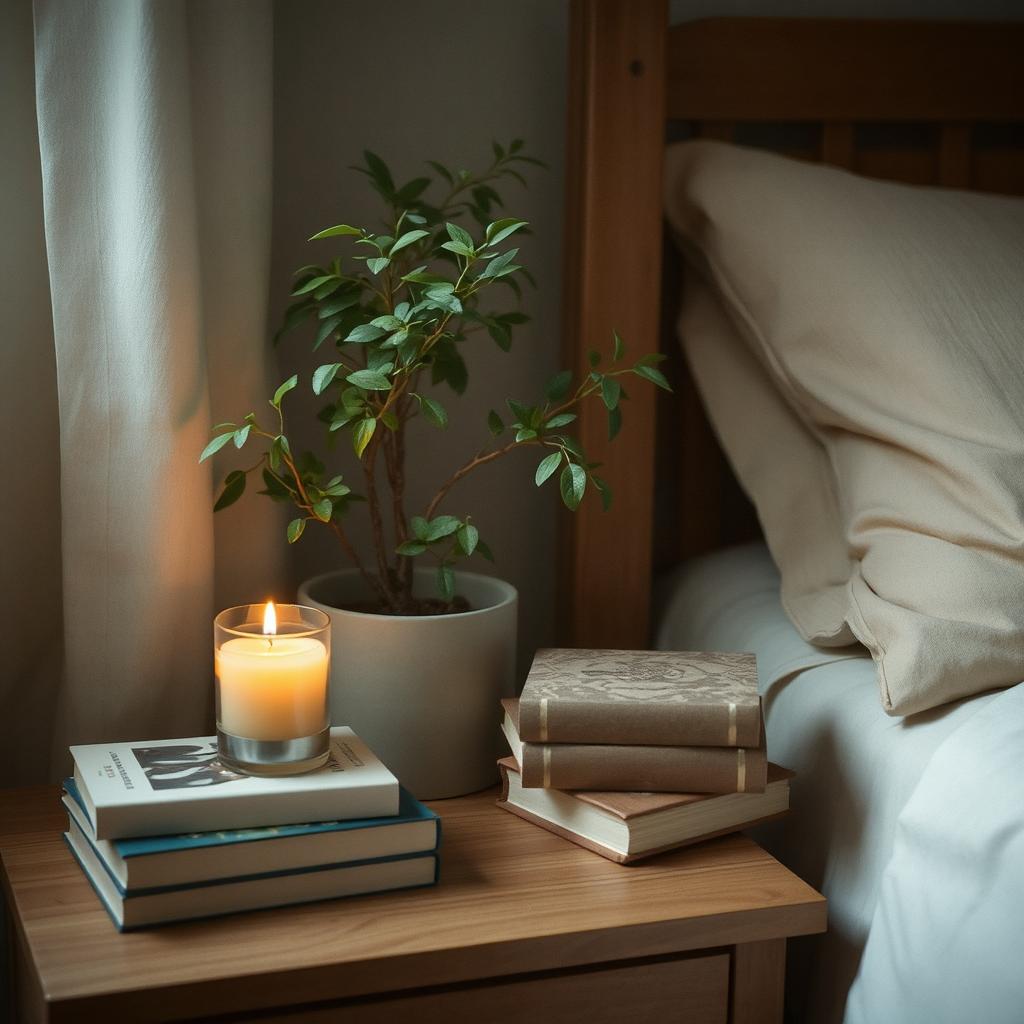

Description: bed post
[559,0,667,649]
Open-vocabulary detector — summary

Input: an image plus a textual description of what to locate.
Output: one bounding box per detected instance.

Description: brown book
[502,699,767,794]
[497,757,792,864]
[518,648,760,747]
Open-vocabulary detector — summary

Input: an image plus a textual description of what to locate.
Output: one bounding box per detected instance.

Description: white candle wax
[216,636,328,740]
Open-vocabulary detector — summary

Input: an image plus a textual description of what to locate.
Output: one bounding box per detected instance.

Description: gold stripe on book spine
[727,703,737,746]
[540,698,549,742]
[543,746,552,788]
[737,748,746,792]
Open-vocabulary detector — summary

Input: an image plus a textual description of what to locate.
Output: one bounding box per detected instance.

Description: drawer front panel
[250,953,730,1023]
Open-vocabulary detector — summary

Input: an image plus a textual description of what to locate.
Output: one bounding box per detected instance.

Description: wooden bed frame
[559,3,1024,649]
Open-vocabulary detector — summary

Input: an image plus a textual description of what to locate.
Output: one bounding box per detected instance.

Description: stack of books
[498,648,791,863]
[64,727,440,930]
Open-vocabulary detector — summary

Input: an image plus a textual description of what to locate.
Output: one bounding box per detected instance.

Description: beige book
[518,648,760,747]
[502,699,767,794]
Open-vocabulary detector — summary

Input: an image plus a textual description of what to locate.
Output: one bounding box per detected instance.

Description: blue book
[64,814,439,931]
[63,778,440,892]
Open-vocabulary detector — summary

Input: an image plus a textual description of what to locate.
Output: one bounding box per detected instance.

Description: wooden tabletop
[0,785,825,1021]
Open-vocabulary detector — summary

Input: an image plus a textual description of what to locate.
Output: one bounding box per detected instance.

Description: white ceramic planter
[298,568,517,800]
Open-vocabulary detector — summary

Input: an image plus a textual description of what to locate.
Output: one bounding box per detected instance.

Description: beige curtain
[0,0,283,784]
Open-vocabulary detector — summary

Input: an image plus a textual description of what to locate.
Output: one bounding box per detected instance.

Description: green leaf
[418,395,448,429]
[477,247,519,281]
[352,417,376,457]
[516,428,538,443]
[487,409,505,436]
[233,425,251,449]
[274,301,315,345]
[426,160,453,184]
[370,314,403,331]
[440,240,474,258]
[544,412,576,429]
[362,150,395,192]
[559,463,587,510]
[633,364,672,391]
[199,431,234,463]
[272,375,299,408]
[425,515,461,542]
[345,323,387,344]
[318,293,360,319]
[593,474,613,511]
[309,224,362,240]
[445,222,474,249]
[291,275,334,296]
[390,229,430,255]
[380,410,399,431]
[411,516,429,541]
[485,218,528,246]
[475,538,495,562]
[346,369,392,391]
[366,256,391,275]
[275,433,291,456]
[312,363,343,395]
[314,314,344,350]
[612,330,625,361]
[287,518,305,544]
[211,422,237,435]
[214,470,246,511]
[635,352,667,367]
[397,540,427,556]
[313,278,342,301]
[545,370,572,401]
[457,523,479,556]
[588,350,600,368]
[608,404,623,441]
[601,376,622,410]
[535,451,562,486]
[437,563,455,602]
[313,498,333,523]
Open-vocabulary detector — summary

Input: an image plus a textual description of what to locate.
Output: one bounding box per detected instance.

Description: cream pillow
[665,140,1024,716]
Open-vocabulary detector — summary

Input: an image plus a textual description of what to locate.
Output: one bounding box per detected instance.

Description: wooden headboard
[558,3,1024,649]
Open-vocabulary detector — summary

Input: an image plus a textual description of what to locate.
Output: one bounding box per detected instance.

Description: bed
[558,7,1024,1022]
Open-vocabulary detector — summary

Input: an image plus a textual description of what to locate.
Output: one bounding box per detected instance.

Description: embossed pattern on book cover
[518,649,759,747]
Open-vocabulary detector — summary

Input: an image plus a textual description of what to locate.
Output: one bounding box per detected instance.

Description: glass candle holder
[214,603,331,776]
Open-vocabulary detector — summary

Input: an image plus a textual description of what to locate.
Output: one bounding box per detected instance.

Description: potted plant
[201,142,670,798]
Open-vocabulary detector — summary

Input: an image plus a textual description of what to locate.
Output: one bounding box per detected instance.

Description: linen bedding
[656,542,1024,1024]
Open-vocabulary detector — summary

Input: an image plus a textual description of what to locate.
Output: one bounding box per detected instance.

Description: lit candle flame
[263,600,277,639]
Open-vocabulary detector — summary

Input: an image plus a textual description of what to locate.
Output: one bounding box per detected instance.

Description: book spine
[518,742,767,794]
[517,698,760,748]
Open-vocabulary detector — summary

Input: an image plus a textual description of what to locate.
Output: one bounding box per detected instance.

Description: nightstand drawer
[256,954,730,1023]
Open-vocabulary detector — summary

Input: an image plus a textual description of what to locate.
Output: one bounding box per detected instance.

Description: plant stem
[424,439,520,521]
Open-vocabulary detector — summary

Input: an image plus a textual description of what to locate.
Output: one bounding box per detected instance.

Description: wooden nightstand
[0,785,824,1023]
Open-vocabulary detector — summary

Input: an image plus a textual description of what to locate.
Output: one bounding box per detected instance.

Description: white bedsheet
[655,542,1024,1024]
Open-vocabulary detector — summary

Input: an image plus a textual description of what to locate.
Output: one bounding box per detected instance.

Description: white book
[65,817,438,931]
[71,728,399,840]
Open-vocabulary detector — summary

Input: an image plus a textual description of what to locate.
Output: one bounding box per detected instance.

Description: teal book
[65,814,439,931]
[63,779,440,892]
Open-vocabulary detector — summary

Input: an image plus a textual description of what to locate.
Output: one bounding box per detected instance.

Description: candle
[215,601,329,741]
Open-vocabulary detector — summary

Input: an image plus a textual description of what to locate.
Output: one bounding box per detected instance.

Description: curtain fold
[15,0,284,782]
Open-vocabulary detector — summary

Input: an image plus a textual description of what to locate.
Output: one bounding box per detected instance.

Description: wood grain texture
[731,939,786,1024]
[667,19,1024,122]
[559,0,667,649]
[0,786,824,1022]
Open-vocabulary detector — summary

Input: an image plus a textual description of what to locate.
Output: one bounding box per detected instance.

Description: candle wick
[267,636,274,649]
